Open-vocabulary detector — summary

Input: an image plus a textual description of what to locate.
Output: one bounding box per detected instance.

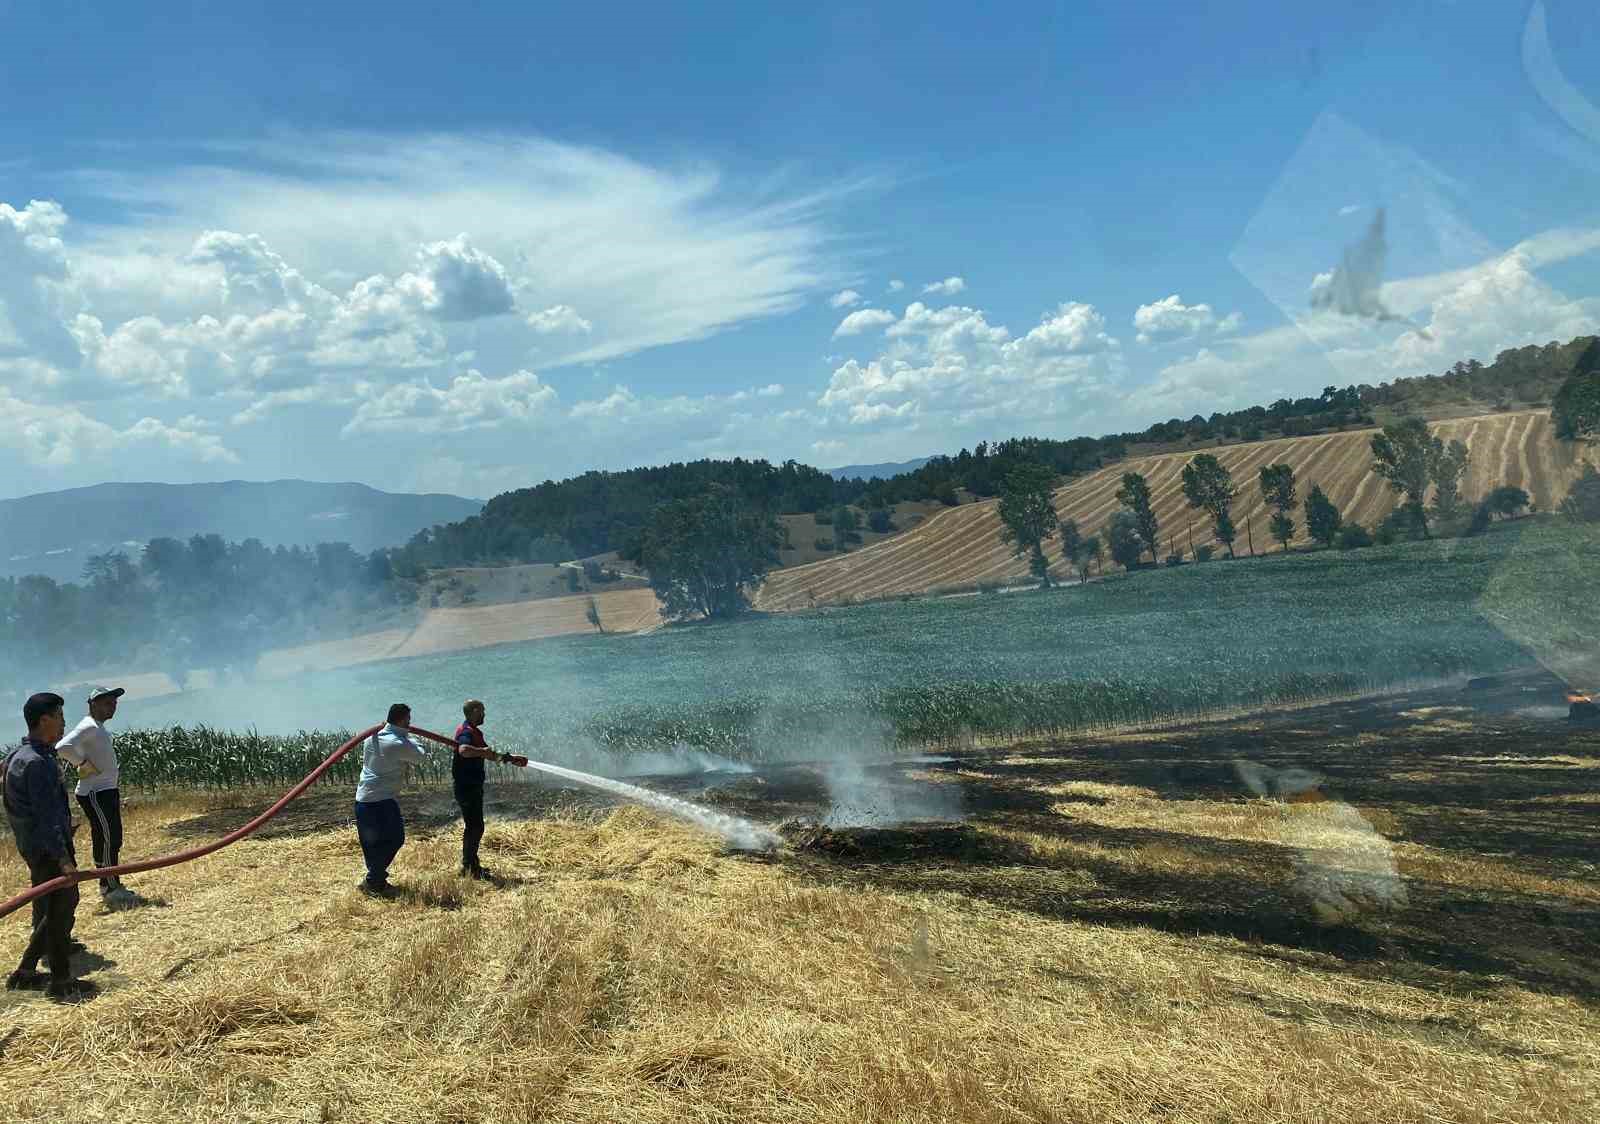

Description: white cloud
[819,299,1124,431]
[921,276,966,296]
[848,401,919,424]
[569,385,639,419]
[63,132,861,372]
[1005,301,1118,356]
[0,133,869,493]
[342,369,558,436]
[0,200,86,370]
[404,235,516,321]
[1133,294,1242,344]
[526,304,593,334]
[188,229,336,314]
[887,279,905,293]
[833,308,897,337]
[829,289,863,309]
[0,388,238,468]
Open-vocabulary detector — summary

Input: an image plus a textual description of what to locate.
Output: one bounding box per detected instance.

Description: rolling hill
[0,480,482,582]
[755,410,1594,609]
[825,456,933,481]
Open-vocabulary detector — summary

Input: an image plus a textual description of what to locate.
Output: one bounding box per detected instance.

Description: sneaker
[357,878,398,900]
[67,940,88,955]
[5,968,48,991]
[46,978,98,1004]
[468,866,494,882]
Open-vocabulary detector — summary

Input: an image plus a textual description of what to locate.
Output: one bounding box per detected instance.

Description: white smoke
[610,744,755,778]
[776,713,963,828]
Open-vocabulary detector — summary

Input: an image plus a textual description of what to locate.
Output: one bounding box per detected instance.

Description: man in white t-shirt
[56,686,135,907]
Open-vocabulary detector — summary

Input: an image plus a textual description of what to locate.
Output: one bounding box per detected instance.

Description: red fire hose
[0,722,478,922]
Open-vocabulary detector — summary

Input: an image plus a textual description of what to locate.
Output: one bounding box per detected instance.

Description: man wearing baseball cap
[57,687,135,908]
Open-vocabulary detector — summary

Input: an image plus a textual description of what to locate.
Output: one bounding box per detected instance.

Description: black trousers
[354,799,405,886]
[76,788,123,891]
[19,852,78,980]
[455,782,485,871]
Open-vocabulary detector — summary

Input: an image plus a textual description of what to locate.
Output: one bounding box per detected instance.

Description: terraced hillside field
[755,410,1592,609]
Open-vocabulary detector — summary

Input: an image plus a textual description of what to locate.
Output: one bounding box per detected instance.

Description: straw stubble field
[1,687,1597,1124]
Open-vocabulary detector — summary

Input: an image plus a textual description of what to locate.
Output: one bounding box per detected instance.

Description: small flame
[1568,691,1594,705]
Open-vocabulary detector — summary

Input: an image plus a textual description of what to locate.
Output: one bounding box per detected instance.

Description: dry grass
[1,763,1597,1122]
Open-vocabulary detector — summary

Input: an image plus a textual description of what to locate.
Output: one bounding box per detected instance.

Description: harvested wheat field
[757,410,1592,608]
[390,586,664,658]
[2,680,1597,1123]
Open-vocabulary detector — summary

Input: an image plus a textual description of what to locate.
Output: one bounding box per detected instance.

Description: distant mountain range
[0,480,482,583]
[825,457,933,481]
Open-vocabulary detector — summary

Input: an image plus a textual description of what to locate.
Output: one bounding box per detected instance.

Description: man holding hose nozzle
[453,699,526,880]
[2,693,96,1002]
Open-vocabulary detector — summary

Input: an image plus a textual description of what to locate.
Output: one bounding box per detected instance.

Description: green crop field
[109,519,1600,788]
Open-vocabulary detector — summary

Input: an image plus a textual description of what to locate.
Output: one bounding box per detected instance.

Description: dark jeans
[354,799,405,886]
[455,782,485,871]
[18,852,78,980]
[76,789,123,891]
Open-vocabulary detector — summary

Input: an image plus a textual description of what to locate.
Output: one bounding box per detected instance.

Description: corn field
[112,726,451,790]
[113,520,1599,785]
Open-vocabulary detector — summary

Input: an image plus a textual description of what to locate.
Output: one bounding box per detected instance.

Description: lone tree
[1303,484,1343,547]
[1115,471,1160,565]
[633,484,781,621]
[1075,535,1102,581]
[1369,416,1466,539]
[1058,518,1084,577]
[1258,463,1298,552]
[833,505,863,549]
[1429,438,1471,523]
[997,462,1060,589]
[1560,463,1600,522]
[1179,454,1238,558]
[1553,341,1600,441]
[1104,511,1144,571]
[1484,484,1531,521]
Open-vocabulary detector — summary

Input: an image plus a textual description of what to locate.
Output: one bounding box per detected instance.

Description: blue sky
[2,0,1598,500]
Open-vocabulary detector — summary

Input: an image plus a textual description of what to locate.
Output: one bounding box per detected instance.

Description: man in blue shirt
[353,702,428,899]
[3,692,96,1002]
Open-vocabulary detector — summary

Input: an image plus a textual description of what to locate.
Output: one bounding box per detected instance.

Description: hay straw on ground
[0,769,1595,1124]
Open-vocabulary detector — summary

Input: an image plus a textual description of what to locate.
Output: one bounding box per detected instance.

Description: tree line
[0,535,413,693]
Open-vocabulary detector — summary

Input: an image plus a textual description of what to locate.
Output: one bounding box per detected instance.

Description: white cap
[87,686,125,702]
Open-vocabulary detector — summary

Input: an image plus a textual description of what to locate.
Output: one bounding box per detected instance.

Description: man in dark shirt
[453,699,517,880]
[2,692,96,1002]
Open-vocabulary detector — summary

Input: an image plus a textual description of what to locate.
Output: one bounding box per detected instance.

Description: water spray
[408,726,779,852]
